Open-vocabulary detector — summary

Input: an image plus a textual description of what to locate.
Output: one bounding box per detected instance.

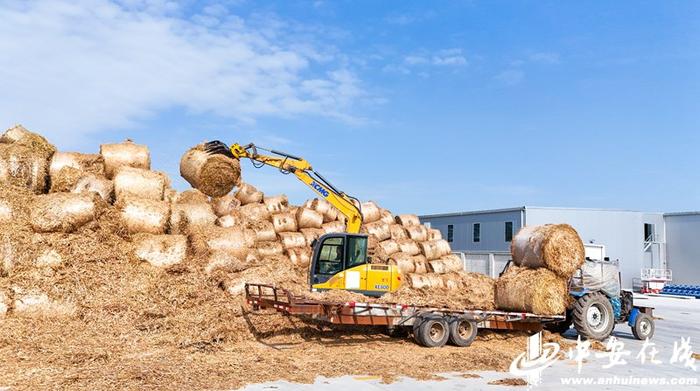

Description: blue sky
[1,0,698,214]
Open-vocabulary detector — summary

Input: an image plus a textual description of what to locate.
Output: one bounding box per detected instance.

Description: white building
[419,206,699,289]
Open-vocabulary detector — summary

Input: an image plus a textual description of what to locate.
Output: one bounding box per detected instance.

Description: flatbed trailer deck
[245,283,565,347]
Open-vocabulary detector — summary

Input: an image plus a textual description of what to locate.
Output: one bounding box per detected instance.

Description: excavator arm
[205,141,363,233]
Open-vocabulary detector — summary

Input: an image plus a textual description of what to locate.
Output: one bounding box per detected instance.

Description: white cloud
[529,52,560,64]
[400,48,467,69]
[0,0,365,140]
[404,55,429,65]
[494,69,524,86]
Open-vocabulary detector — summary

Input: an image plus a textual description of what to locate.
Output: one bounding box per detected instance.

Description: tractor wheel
[631,313,655,340]
[448,317,478,347]
[572,292,615,340]
[414,317,449,348]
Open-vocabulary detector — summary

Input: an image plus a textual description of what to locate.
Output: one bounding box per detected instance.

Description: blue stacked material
[660,284,700,298]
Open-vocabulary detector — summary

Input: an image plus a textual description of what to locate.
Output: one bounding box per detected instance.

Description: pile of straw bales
[0,125,576,319]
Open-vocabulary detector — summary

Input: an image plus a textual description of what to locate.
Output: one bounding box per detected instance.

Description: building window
[447,224,454,242]
[505,222,513,242]
[473,223,480,243]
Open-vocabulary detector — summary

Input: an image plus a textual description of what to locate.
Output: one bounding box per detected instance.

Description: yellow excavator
[205,141,401,297]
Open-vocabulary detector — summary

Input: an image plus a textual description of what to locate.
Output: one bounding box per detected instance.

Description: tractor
[547,245,655,340]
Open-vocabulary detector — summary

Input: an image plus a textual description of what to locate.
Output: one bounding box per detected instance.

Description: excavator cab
[310,233,401,297]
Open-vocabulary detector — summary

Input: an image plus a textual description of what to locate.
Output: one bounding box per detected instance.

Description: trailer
[245,283,565,348]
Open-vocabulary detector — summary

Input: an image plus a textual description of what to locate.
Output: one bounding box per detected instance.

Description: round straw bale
[395,214,420,227]
[379,209,395,225]
[0,143,50,194]
[100,140,150,179]
[407,274,444,289]
[170,202,216,234]
[378,239,400,256]
[163,188,177,203]
[299,228,325,246]
[72,174,113,201]
[419,239,451,261]
[397,239,420,256]
[272,212,297,233]
[296,208,323,229]
[118,197,170,234]
[1,125,56,158]
[495,265,568,315]
[511,224,585,278]
[174,189,209,204]
[239,203,270,222]
[360,201,381,223]
[205,251,246,276]
[429,254,463,274]
[278,232,306,249]
[389,252,415,274]
[211,194,241,217]
[425,274,446,289]
[256,241,284,257]
[302,199,314,209]
[263,194,289,214]
[180,145,241,197]
[286,247,312,267]
[389,224,408,240]
[427,228,442,241]
[113,166,166,201]
[216,213,242,228]
[235,183,264,205]
[133,233,187,267]
[321,221,345,234]
[191,226,255,258]
[30,193,95,233]
[247,220,277,242]
[413,255,428,274]
[369,245,389,263]
[362,221,391,241]
[49,152,104,178]
[405,225,428,242]
[309,198,339,223]
[49,167,83,193]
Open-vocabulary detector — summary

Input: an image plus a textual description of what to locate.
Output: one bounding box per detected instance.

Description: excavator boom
[204,141,363,233]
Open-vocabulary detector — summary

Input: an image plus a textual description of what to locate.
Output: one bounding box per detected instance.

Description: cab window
[346,236,367,268]
[315,237,344,275]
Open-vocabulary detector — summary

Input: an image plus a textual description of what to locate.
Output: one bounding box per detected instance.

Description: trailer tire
[414,317,449,348]
[448,318,478,347]
[572,292,615,340]
[631,313,654,340]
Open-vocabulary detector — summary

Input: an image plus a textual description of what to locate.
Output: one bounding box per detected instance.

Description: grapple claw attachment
[204,140,235,159]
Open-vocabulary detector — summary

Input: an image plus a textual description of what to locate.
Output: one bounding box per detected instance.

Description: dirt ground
[0,304,573,390]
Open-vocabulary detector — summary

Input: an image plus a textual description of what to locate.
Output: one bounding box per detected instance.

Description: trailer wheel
[631,313,654,340]
[448,318,477,347]
[414,317,449,348]
[572,292,615,340]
